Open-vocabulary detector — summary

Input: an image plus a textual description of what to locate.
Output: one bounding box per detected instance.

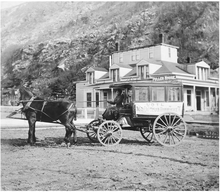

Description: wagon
[86,81,187,147]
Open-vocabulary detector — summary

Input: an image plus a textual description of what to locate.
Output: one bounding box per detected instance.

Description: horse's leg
[63,124,73,148]
[27,111,37,145]
[70,123,77,144]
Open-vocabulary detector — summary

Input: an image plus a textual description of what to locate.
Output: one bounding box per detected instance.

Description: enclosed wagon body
[87,80,187,147]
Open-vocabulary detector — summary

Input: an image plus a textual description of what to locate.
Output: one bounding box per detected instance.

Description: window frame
[167,87,181,102]
[151,87,165,102]
[86,92,92,107]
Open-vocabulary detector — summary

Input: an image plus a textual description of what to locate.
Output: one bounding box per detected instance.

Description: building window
[187,90,192,106]
[205,90,209,107]
[103,92,108,108]
[149,47,153,59]
[135,87,149,101]
[119,53,123,63]
[136,50,140,60]
[96,92,99,107]
[197,66,208,80]
[112,69,119,82]
[131,53,135,61]
[168,48,171,58]
[87,92,92,107]
[88,72,94,84]
[139,66,144,79]
[146,65,149,78]
[138,65,149,79]
[152,87,165,101]
[168,87,181,101]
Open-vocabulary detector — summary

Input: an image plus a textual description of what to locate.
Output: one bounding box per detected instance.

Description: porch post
[208,87,211,112]
[193,85,196,112]
[215,88,218,113]
[111,88,114,100]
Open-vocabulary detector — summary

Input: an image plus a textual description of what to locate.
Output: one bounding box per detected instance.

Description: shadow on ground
[1,136,159,148]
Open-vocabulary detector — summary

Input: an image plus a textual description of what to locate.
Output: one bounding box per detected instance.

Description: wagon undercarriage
[86,111,187,147]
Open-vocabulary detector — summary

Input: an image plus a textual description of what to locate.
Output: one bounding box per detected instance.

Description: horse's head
[18,86,34,106]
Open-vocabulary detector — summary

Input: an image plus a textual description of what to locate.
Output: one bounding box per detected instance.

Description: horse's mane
[19,86,34,98]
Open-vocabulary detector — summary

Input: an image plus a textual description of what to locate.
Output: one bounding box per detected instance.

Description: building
[76,39,219,118]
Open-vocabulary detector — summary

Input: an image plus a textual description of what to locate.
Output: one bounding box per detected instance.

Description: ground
[1,125,219,191]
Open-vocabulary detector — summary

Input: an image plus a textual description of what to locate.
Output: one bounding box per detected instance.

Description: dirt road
[1,126,219,191]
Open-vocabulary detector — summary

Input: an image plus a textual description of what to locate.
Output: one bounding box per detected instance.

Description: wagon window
[135,87,149,101]
[152,87,165,101]
[168,87,181,101]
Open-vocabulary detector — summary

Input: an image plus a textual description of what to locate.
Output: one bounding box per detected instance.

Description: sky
[1,1,26,9]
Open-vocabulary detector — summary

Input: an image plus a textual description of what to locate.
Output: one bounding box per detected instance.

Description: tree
[153,2,219,68]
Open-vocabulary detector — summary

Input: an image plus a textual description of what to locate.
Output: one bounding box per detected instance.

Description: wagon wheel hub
[105,131,113,137]
[166,126,173,132]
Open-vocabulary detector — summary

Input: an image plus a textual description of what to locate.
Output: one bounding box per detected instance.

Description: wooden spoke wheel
[86,119,102,142]
[153,113,187,147]
[140,124,155,143]
[97,120,122,146]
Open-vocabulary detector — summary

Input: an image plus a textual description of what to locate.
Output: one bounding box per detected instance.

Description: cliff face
[1,2,219,96]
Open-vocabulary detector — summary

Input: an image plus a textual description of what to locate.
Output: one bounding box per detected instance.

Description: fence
[0,105,105,120]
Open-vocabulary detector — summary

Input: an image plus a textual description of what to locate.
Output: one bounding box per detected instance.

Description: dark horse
[19,86,77,147]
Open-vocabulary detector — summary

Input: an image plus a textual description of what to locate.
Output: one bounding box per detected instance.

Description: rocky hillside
[1,2,219,99]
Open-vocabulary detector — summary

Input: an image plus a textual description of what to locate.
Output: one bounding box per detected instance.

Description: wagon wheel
[153,113,187,147]
[86,119,102,142]
[97,120,122,146]
[140,124,155,143]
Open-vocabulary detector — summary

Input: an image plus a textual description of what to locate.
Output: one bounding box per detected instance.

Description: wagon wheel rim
[153,113,187,147]
[97,121,122,146]
[86,120,101,142]
[140,125,155,143]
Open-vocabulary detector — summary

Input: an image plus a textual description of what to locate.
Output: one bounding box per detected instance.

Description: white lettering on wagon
[135,102,183,116]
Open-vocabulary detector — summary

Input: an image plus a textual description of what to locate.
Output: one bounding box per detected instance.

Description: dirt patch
[1,127,219,191]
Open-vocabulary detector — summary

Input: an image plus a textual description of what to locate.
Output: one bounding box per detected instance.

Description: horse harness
[20,96,75,123]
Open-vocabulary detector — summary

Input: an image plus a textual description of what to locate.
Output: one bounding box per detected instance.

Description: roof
[210,69,219,78]
[98,72,109,80]
[110,63,132,69]
[123,67,137,77]
[92,67,108,72]
[86,66,108,72]
[153,61,191,75]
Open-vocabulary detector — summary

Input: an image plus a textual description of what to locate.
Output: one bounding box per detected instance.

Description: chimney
[109,55,112,67]
[186,57,191,63]
[115,42,120,51]
[159,33,165,44]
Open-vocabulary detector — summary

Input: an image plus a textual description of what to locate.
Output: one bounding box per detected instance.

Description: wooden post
[95,107,99,119]
[84,108,87,119]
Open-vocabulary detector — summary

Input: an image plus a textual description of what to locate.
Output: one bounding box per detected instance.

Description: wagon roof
[109,80,183,89]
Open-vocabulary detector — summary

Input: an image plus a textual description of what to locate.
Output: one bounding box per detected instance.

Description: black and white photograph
[1,1,219,191]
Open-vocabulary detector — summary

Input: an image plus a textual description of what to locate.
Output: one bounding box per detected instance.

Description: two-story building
[76,39,219,118]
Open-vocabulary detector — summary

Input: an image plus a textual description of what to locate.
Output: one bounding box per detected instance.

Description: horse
[18,86,77,147]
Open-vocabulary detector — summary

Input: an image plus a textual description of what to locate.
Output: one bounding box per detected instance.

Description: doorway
[196,90,202,111]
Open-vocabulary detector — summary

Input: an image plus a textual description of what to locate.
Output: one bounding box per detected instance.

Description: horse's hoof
[67,143,71,148]
[60,142,67,147]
